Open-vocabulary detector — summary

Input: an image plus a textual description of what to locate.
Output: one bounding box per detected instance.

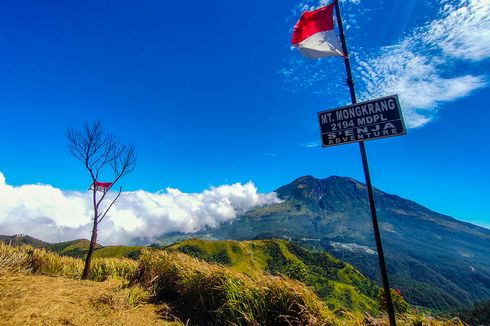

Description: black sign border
[317,94,407,148]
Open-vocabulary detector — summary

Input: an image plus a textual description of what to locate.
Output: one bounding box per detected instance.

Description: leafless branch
[98,186,122,224]
[66,122,136,183]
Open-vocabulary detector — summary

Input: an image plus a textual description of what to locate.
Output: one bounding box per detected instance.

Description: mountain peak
[294,175,317,182]
[275,175,321,200]
[275,175,368,202]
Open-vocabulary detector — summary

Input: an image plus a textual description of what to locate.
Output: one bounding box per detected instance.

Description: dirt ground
[0,273,181,326]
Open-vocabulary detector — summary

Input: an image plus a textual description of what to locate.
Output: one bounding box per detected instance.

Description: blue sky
[0,0,489,238]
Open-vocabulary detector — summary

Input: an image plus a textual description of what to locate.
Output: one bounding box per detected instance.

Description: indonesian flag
[291,4,344,58]
[89,181,113,193]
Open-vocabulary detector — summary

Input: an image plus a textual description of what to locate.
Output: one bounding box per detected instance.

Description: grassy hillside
[2,235,380,313]
[0,242,467,325]
[165,238,380,313]
[93,246,144,259]
[19,236,385,313]
[45,239,102,258]
[44,239,143,260]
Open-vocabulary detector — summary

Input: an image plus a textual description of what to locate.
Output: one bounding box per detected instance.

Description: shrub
[377,288,409,314]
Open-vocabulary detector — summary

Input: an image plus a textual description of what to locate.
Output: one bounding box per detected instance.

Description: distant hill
[165,238,379,313]
[178,175,490,310]
[46,240,144,259]
[93,245,144,259]
[0,234,49,248]
[0,236,143,260]
[45,239,102,258]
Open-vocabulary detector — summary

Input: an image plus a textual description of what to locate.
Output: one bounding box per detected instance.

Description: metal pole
[332,1,396,325]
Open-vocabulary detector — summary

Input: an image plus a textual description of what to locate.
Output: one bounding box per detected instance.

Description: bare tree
[67,122,136,280]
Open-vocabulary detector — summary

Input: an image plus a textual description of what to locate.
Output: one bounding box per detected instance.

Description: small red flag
[89,181,113,193]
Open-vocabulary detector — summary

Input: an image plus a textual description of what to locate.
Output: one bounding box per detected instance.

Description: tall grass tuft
[0,242,137,281]
[0,241,32,273]
[30,246,83,278]
[134,248,335,325]
[89,258,138,281]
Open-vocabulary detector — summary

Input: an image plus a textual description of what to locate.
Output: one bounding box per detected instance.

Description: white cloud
[356,42,486,127]
[284,0,490,128]
[298,0,361,12]
[355,0,489,127]
[424,0,490,61]
[0,172,281,245]
[301,141,321,148]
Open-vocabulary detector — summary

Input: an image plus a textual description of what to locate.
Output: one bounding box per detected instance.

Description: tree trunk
[82,221,98,280]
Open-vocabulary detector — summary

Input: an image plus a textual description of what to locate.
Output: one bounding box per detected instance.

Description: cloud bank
[0,172,281,245]
[283,0,490,128]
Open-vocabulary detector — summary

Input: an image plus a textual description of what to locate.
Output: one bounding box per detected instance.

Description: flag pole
[332,1,397,325]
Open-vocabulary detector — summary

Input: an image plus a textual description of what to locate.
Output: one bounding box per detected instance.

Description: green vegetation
[45,239,102,258]
[166,238,381,313]
[93,245,143,259]
[378,289,409,314]
[459,300,490,325]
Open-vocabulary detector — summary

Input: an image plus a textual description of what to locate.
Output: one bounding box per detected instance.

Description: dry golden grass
[0,272,182,326]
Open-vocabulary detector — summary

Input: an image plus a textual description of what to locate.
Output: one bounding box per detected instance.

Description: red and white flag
[89,181,113,193]
[291,4,344,58]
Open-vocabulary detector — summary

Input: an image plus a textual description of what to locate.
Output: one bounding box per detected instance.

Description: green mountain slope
[93,245,144,259]
[47,240,143,259]
[45,239,102,258]
[185,175,490,310]
[166,238,379,313]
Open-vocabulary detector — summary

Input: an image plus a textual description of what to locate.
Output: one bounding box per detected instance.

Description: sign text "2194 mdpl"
[317,95,407,147]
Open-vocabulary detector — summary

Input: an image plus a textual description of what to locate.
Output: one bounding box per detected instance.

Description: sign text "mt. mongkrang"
[318,95,407,147]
